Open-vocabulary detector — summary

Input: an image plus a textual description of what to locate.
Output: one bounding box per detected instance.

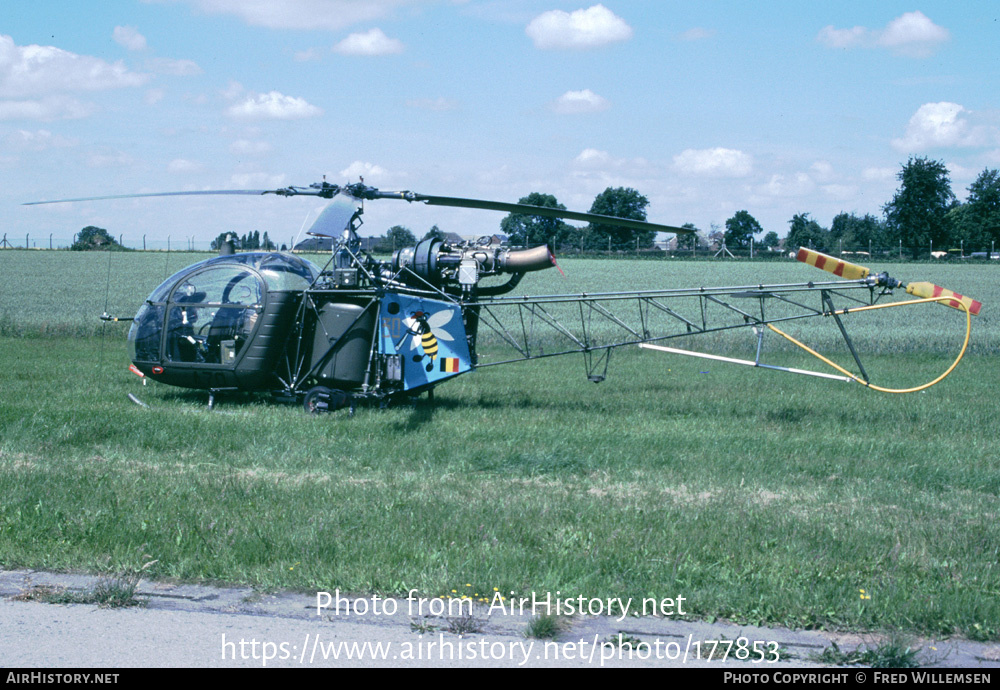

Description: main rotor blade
[23,190,273,205]
[375,191,694,234]
[23,180,694,235]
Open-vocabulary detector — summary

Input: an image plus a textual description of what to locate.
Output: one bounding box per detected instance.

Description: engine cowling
[391,239,555,291]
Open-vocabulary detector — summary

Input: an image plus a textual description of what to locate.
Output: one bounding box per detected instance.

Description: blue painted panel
[379,294,471,391]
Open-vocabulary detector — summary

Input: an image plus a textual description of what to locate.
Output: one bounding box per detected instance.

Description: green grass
[812,637,921,668]
[0,252,997,640]
[1,335,997,639]
[524,614,564,639]
[12,571,147,609]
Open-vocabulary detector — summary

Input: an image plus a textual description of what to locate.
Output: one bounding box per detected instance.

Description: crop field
[1,250,998,640]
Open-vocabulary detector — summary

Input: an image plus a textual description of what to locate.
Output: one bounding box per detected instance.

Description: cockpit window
[162,266,264,364]
[258,253,317,291]
[171,266,263,306]
[146,252,318,304]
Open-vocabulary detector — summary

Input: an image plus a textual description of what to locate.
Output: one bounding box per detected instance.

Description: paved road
[1,569,998,668]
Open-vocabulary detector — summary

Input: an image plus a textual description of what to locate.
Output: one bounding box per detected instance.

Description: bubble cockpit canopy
[129,252,321,366]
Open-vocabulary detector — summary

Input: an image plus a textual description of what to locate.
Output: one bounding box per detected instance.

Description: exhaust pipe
[499,245,556,273]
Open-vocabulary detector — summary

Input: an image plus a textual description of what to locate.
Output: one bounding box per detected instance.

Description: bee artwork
[402,309,456,373]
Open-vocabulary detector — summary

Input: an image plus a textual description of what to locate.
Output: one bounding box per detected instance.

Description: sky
[2,1,998,249]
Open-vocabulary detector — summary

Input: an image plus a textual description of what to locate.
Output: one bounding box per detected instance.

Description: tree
[675,223,701,251]
[761,231,780,250]
[786,213,829,252]
[423,225,447,242]
[707,224,725,250]
[375,225,417,253]
[883,157,955,258]
[388,225,417,248]
[500,193,572,249]
[951,168,1000,252]
[829,212,885,253]
[210,232,238,251]
[71,226,125,251]
[723,210,762,249]
[586,187,652,251]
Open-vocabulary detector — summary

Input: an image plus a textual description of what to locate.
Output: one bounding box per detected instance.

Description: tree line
[781,159,1000,259]
[210,230,277,251]
[368,158,999,260]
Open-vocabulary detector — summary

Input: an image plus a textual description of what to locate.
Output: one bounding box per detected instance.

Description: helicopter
[26,179,982,412]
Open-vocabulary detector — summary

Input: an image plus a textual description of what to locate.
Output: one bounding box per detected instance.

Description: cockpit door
[159,265,265,366]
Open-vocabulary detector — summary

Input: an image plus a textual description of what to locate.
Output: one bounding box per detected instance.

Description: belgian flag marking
[440,358,460,373]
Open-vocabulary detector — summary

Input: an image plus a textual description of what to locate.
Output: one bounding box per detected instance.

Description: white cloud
[673,148,752,178]
[87,151,134,168]
[551,89,610,114]
[755,172,815,199]
[230,172,287,188]
[146,58,202,76]
[891,102,984,152]
[862,167,896,181]
[817,11,948,57]
[294,48,326,62]
[0,96,94,121]
[816,25,868,49]
[406,97,457,111]
[878,11,950,57]
[574,148,612,166]
[569,148,657,196]
[230,139,273,155]
[333,28,404,56]
[170,0,410,31]
[227,91,322,119]
[821,184,858,201]
[339,161,387,180]
[113,26,148,51]
[4,129,77,151]
[221,81,246,101]
[526,4,633,50]
[810,160,834,181]
[167,158,203,173]
[0,34,148,98]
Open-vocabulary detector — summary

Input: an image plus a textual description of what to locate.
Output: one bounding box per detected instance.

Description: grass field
[0,250,997,640]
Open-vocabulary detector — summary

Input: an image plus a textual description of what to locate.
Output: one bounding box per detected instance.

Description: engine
[390,238,555,296]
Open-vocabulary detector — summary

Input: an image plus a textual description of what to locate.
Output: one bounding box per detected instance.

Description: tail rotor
[795,248,981,316]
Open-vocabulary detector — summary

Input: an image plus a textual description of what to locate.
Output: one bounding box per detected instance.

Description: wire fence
[3,232,1000,263]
